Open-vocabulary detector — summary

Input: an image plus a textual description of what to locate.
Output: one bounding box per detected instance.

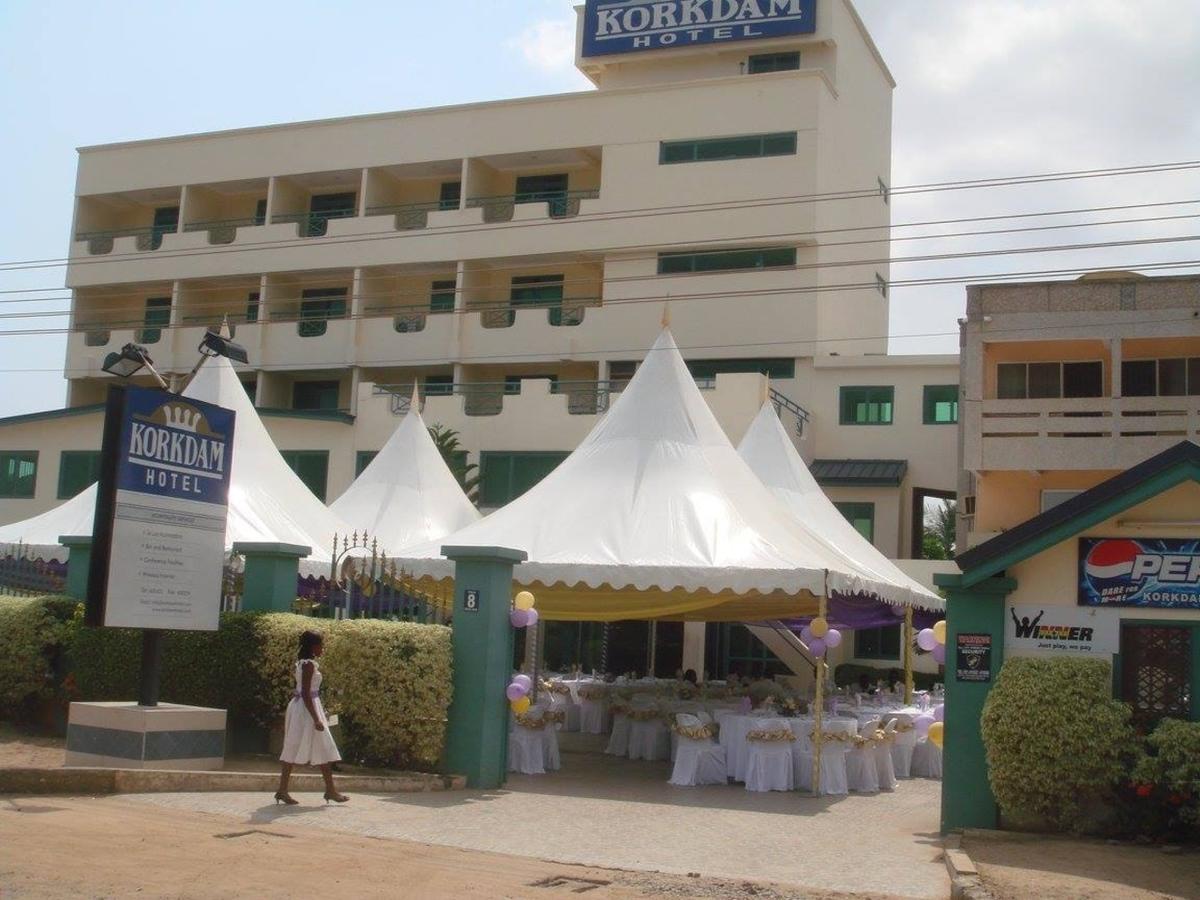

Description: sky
[0,0,1198,417]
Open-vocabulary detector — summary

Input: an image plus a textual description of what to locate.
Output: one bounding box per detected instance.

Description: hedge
[981,656,1135,832]
[2,596,453,770]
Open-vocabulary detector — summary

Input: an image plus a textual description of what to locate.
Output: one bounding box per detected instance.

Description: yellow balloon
[511,695,531,715]
[928,721,944,749]
[514,591,536,611]
[933,620,947,645]
[810,617,829,639]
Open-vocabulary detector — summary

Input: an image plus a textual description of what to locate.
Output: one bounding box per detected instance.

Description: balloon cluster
[913,703,945,748]
[917,619,948,665]
[799,617,842,657]
[509,590,539,629]
[506,674,533,715]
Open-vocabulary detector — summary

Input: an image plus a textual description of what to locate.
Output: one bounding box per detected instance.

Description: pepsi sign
[1079,537,1200,609]
[581,0,817,58]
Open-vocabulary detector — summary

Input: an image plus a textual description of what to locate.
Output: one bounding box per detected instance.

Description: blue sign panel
[1079,537,1200,609]
[581,0,817,58]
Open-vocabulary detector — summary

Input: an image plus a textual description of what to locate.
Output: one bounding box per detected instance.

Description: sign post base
[65,701,227,770]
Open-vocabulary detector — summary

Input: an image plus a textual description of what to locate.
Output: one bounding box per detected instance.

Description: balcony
[970,395,1200,471]
[465,188,600,224]
[72,187,183,257]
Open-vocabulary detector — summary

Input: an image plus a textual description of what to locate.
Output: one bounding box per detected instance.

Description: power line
[2,158,1198,273]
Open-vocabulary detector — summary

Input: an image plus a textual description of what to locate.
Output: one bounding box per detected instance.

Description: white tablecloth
[718,715,859,782]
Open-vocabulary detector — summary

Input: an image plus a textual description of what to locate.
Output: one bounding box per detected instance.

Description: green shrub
[1126,719,1200,837]
[0,595,77,718]
[981,657,1134,832]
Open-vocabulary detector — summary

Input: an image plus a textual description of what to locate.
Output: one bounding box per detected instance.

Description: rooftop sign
[581,0,817,57]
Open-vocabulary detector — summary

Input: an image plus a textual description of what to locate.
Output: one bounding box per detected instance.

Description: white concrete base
[65,702,227,771]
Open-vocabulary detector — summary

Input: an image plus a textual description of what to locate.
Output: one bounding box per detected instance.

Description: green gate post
[442,545,527,789]
[233,542,311,613]
[934,573,1016,833]
[59,535,93,601]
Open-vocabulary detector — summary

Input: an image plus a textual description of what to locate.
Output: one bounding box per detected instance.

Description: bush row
[981,656,1200,838]
[1,596,452,770]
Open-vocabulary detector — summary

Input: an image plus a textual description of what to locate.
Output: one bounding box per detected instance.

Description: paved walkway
[130,748,948,899]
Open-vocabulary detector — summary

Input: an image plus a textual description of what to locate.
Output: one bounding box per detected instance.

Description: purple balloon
[914,713,935,739]
[824,628,843,649]
[506,682,527,702]
[933,703,945,722]
[891,604,907,617]
[513,674,532,692]
[808,637,827,657]
[526,608,539,627]
[917,628,938,652]
[510,609,530,628]
[800,625,813,644]
[932,643,946,665]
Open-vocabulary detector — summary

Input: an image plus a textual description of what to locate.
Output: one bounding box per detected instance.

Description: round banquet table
[718,714,859,782]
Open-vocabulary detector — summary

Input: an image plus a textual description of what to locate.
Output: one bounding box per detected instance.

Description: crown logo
[162,404,201,433]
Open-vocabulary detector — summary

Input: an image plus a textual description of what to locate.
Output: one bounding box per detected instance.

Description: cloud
[510,16,577,74]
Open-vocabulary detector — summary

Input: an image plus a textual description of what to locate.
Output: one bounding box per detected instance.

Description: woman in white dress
[275,631,348,805]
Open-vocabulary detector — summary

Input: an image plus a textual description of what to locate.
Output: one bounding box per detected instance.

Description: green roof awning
[811,459,908,487]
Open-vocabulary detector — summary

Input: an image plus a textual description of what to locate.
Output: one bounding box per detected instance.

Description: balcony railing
[769,387,812,438]
[465,189,600,223]
[476,297,601,329]
[182,216,264,245]
[74,225,176,255]
[272,209,357,238]
[364,200,456,231]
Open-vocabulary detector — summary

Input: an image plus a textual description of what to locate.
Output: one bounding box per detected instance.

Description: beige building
[0,0,959,674]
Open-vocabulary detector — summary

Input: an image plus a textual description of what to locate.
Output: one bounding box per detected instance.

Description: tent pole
[903,606,914,705]
[811,591,827,797]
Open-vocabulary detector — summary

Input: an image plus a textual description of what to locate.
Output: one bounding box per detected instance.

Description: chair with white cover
[890,714,917,778]
[604,705,631,756]
[910,737,943,779]
[508,711,548,775]
[744,718,795,792]
[668,714,727,786]
[627,702,670,761]
[845,717,881,793]
[874,719,898,791]
[547,689,577,735]
[578,685,608,735]
[793,721,849,795]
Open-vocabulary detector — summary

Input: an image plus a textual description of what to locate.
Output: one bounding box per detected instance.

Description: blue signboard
[92,386,236,631]
[581,0,817,58]
[1079,537,1200,610]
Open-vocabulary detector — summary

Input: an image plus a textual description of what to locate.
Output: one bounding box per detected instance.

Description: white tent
[330,390,480,552]
[737,401,941,605]
[0,353,350,564]
[396,328,939,621]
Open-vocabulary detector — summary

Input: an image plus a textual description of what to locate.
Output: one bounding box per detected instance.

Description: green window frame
[0,451,38,498]
[923,385,959,425]
[355,451,378,477]
[424,374,454,396]
[833,501,875,543]
[253,199,268,226]
[151,206,179,248]
[305,192,357,236]
[839,386,894,425]
[438,181,462,211]
[658,246,796,275]
[245,291,260,323]
[854,625,902,661]
[747,51,800,74]
[57,450,101,500]
[281,450,329,502]
[479,451,569,507]
[298,288,347,338]
[686,358,796,380]
[430,279,457,313]
[138,296,171,345]
[510,274,565,326]
[514,173,569,208]
[660,132,798,165]
[292,380,341,411]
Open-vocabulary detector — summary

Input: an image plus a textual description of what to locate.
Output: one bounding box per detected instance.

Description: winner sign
[87,386,235,631]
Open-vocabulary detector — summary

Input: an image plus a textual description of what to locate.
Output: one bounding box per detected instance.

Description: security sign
[1079,537,1200,609]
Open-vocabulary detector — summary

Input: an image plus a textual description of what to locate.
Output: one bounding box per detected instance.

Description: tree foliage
[428,424,480,504]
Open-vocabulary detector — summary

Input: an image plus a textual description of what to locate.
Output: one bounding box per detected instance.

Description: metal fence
[0,545,67,597]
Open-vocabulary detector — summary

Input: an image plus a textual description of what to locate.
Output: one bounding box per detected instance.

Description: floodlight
[102,343,163,385]
[199,330,249,364]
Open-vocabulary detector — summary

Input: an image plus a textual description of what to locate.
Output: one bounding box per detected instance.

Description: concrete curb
[943,833,992,900]
[0,767,465,796]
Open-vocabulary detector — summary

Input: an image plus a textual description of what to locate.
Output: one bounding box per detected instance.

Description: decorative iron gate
[1120,624,1193,726]
[0,544,67,597]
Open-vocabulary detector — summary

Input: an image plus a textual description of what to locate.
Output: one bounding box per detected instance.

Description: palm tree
[922,499,957,560]
[428,424,480,505]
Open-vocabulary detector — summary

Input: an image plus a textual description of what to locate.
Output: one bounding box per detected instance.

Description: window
[298,288,347,337]
[515,173,568,202]
[57,451,101,500]
[510,274,565,326]
[0,451,37,498]
[660,132,798,165]
[1122,358,1200,397]
[253,199,267,226]
[686,358,796,380]
[425,374,454,396]
[479,451,569,507]
[292,380,340,411]
[834,501,875,542]
[747,51,800,73]
[923,385,959,424]
[355,451,378,477]
[839,386,894,425]
[245,291,260,323]
[438,181,462,211]
[138,296,171,345]
[281,451,329,501]
[996,361,1103,400]
[151,206,179,248]
[305,192,356,236]
[658,246,796,274]
[855,625,902,660]
[241,378,256,404]
[430,280,456,314]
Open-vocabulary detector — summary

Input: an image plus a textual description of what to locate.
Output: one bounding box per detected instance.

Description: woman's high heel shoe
[323,790,349,804]
[274,791,298,806]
